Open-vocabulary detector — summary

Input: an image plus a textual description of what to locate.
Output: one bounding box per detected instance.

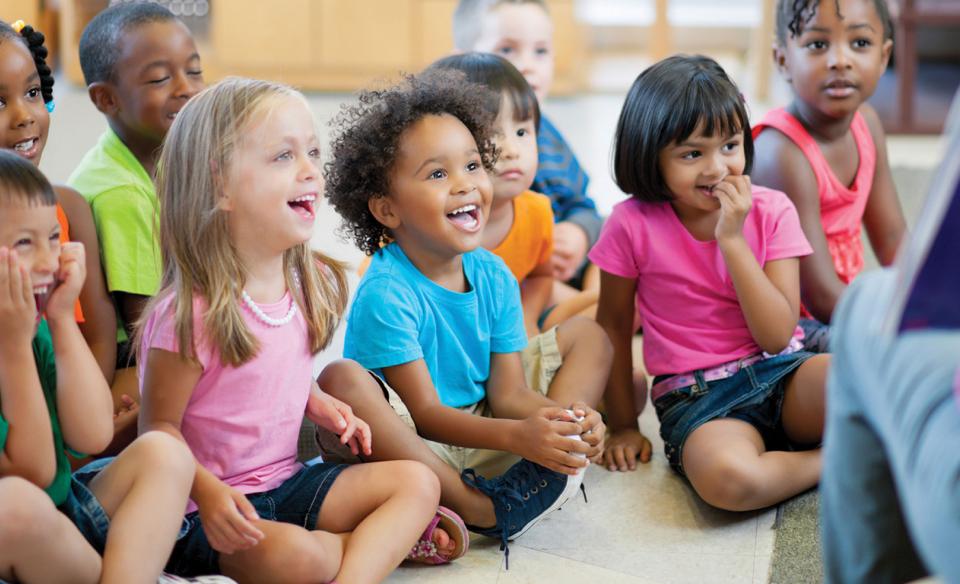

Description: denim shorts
[58,457,114,554]
[166,461,347,577]
[653,351,815,474]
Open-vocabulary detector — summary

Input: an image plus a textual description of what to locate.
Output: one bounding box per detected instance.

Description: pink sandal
[406,506,469,565]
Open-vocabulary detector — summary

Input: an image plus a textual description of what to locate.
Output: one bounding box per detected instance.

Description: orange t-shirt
[56,204,85,323]
[491,191,554,283]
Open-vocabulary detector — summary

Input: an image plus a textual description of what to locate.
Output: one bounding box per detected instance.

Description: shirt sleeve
[489,262,529,354]
[588,203,642,279]
[90,187,161,296]
[764,189,815,261]
[344,276,425,369]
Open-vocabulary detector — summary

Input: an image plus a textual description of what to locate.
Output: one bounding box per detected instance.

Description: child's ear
[87,82,120,116]
[881,38,893,70]
[773,44,791,82]
[368,195,401,229]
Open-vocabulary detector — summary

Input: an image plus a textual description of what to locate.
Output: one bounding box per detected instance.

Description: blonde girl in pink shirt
[137,78,467,582]
[592,55,831,512]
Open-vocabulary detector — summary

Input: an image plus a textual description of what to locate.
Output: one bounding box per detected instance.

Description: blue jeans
[823,269,960,584]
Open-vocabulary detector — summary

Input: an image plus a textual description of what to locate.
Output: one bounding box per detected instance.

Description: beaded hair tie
[11,19,56,114]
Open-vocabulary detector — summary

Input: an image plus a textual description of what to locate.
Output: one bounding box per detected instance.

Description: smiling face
[0,199,60,315]
[659,120,746,214]
[219,95,323,257]
[106,19,204,148]
[379,113,493,262]
[491,95,538,202]
[777,0,892,120]
[0,38,50,164]
[472,3,554,102]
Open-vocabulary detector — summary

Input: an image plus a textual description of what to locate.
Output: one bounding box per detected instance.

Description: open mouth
[446,203,481,232]
[696,184,719,198]
[33,283,52,316]
[12,137,39,158]
[288,193,317,220]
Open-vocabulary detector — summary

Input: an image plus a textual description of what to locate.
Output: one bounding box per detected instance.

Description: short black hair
[0,149,56,206]
[0,20,55,106]
[776,0,893,45]
[325,69,498,256]
[79,1,177,85]
[428,52,540,132]
[613,54,754,203]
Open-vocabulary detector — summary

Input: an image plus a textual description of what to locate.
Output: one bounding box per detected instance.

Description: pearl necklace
[240,289,297,327]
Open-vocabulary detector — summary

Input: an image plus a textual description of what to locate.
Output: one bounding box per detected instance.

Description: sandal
[405,505,469,565]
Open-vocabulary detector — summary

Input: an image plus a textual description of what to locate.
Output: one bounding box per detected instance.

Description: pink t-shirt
[589,186,813,376]
[139,291,314,513]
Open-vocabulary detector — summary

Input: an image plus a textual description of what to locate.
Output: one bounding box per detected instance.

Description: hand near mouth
[45,242,87,323]
[0,247,38,349]
[713,175,753,242]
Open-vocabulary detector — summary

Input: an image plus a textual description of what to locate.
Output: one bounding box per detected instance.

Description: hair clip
[11,20,26,33]
[45,100,55,113]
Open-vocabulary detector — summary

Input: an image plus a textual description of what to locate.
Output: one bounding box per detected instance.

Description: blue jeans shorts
[653,351,815,475]
[58,457,114,554]
[167,461,347,577]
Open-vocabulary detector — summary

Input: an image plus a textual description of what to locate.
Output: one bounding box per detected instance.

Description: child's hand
[568,402,606,460]
[552,222,589,282]
[602,428,652,472]
[196,480,265,555]
[308,390,372,458]
[713,175,753,243]
[113,394,139,426]
[44,242,86,322]
[512,407,590,475]
[0,248,37,350]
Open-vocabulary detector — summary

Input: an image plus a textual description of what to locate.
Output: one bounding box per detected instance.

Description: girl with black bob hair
[592,55,831,513]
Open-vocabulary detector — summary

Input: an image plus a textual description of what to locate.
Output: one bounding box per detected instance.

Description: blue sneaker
[461,459,586,568]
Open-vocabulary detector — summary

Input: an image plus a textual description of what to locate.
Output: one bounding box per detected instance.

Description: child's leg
[541,316,612,408]
[780,354,830,445]
[315,461,442,583]
[681,419,821,511]
[218,520,347,584]
[540,290,598,331]
[0,477,101,583]
[86,431,194,584]
[318,361,497,529]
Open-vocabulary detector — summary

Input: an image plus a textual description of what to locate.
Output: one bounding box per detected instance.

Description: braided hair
[776,0,893,45]
[0,20,55,110]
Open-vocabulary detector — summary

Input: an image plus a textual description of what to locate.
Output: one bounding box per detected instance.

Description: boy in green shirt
[69,2,204,339]
[0,150,197,582]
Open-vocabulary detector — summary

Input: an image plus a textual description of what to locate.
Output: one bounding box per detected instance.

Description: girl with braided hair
[0,19,134,451]
[752,0,907,352]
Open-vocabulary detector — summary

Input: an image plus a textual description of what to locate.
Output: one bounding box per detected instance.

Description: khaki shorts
[316,327,563,478]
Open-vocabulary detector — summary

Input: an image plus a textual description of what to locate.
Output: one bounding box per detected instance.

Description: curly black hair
[324,69,499,256]
[0,20,55,106]
[776,0,892,45]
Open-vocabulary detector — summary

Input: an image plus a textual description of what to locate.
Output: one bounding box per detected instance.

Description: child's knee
[316,359,375,400]
[392,460,441,504]
[127,431,194,479]
[0,477,60,543]
[557,317,613,364]
[692,455,763,512]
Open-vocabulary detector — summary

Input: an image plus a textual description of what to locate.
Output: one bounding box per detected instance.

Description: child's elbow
[2,459,56,491]
[757,327,795,355]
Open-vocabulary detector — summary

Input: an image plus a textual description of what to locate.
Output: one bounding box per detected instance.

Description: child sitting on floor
[137,77,460,581]
[752,0,907,352]
[594,56,830,512]
[322,69,610,565]
[0,149,198,584]
[427,52,598,335]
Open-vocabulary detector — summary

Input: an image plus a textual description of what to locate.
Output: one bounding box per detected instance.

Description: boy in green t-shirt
[0,151,196,582]
[68,2,204,339]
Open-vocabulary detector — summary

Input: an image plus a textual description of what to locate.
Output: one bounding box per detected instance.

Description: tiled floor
[41,62,944,582]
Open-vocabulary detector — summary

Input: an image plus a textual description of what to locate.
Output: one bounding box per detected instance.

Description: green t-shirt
[0,321,74,506]
[68,129,160,333]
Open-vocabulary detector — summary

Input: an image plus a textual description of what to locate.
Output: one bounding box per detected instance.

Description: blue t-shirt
[344,244,528,408]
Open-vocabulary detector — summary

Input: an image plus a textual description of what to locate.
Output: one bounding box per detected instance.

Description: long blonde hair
[138,77,347,366]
